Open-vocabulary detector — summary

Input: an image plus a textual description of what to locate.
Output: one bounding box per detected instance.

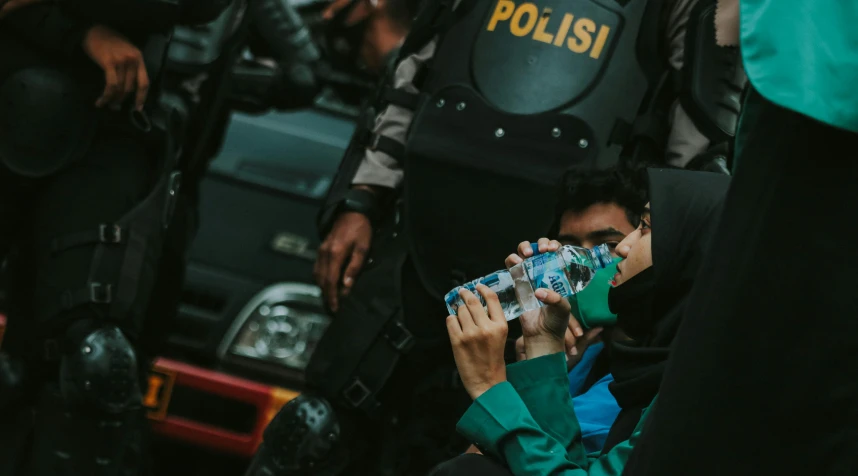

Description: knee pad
[0,67,98,178]
[59,321,141,413]
[247,394,346,476]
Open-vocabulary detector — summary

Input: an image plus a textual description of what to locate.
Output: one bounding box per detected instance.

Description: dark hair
[557,166,649,228]
[385,0,422,28]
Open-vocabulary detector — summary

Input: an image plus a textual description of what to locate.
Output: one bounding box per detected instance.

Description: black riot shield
[402,0,666,297]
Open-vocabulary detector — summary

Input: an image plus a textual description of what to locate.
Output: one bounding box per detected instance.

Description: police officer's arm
[350,39,437,190]
[662,0,745,169]
[313,40,436,312]
[4,4,151,110]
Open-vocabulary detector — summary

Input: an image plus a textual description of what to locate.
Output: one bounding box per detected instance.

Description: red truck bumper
[146,358,299,458]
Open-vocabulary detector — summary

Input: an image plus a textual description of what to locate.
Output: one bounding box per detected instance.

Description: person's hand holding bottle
[507,238,603,368]
[446,285,509,400]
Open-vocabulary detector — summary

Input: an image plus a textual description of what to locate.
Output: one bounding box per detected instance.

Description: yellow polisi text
[487,0,611,59]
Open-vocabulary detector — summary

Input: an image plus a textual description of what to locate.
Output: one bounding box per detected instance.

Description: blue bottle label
[526,253,573,297]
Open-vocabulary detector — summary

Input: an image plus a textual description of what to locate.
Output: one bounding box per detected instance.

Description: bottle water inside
[445,243,614,321]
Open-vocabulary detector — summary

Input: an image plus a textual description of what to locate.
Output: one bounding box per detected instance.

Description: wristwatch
[336,188,381,224]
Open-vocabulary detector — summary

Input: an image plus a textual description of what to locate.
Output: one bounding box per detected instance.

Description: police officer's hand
[0,0,42,19]
[314,210,373,313]
[82,25,150,110]
[447,286,508,400]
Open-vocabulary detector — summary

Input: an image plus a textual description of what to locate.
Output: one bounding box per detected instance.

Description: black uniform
[0,1,228,474]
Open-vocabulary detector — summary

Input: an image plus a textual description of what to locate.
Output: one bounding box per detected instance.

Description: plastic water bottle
[445,243,614,321]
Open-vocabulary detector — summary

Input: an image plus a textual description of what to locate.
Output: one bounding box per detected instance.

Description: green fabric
[740,1,858,132]
[457,353,656,475]
[570,259,620,329]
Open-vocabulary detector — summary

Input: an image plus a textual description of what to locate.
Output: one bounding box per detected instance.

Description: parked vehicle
[146,97,357,473]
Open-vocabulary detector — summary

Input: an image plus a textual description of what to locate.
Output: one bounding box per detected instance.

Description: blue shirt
[566,343,622,454]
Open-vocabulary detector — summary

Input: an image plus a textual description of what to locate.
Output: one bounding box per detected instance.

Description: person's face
[612,204,652,286]
[557,202,637,255]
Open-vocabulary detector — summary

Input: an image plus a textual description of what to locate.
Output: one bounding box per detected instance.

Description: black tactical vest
[403,0,666,298]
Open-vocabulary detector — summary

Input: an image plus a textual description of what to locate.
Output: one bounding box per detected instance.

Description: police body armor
[398,0,742,297]
[312,0,742,416]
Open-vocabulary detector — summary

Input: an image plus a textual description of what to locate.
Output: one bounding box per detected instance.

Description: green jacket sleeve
[2,3,92,60]
[457,352,656,476]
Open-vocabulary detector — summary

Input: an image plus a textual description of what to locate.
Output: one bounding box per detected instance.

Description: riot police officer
[145,0,415,369]
[250,0,746,475]
[0,1,228,474]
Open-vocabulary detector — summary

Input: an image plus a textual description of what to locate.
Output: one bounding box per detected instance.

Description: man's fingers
[134,62,149,110]
[534,288,565,306]
[456,290,477,333]
[517,241,534,259]
[96,66,119,107]
[547,239,562,251]
[564,327,579,356]
[567,314,584,338]
[111,64,129,107]
[446,315,463,342]
[477,284,505,324]
[505,253,523,268]
[340,247,368,297]
[460,288,488,327]
[122,61,136,105]
[323,244,350,312]
[536,237,551,253]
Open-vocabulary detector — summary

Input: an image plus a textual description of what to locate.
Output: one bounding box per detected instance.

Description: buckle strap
[342,378,381,415]
[368,134,406,163]
[381,87,419,110]
[61,282,113,310]
[51,224,123,254]
[382,320,414,353]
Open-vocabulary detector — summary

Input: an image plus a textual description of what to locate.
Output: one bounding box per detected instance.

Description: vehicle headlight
[219,283,331,371]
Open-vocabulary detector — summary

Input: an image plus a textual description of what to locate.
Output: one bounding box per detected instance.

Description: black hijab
[603,169,730,445]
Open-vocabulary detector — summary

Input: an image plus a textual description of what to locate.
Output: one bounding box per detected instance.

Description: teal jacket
[740,1,858,132]
[457,353,655,475]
